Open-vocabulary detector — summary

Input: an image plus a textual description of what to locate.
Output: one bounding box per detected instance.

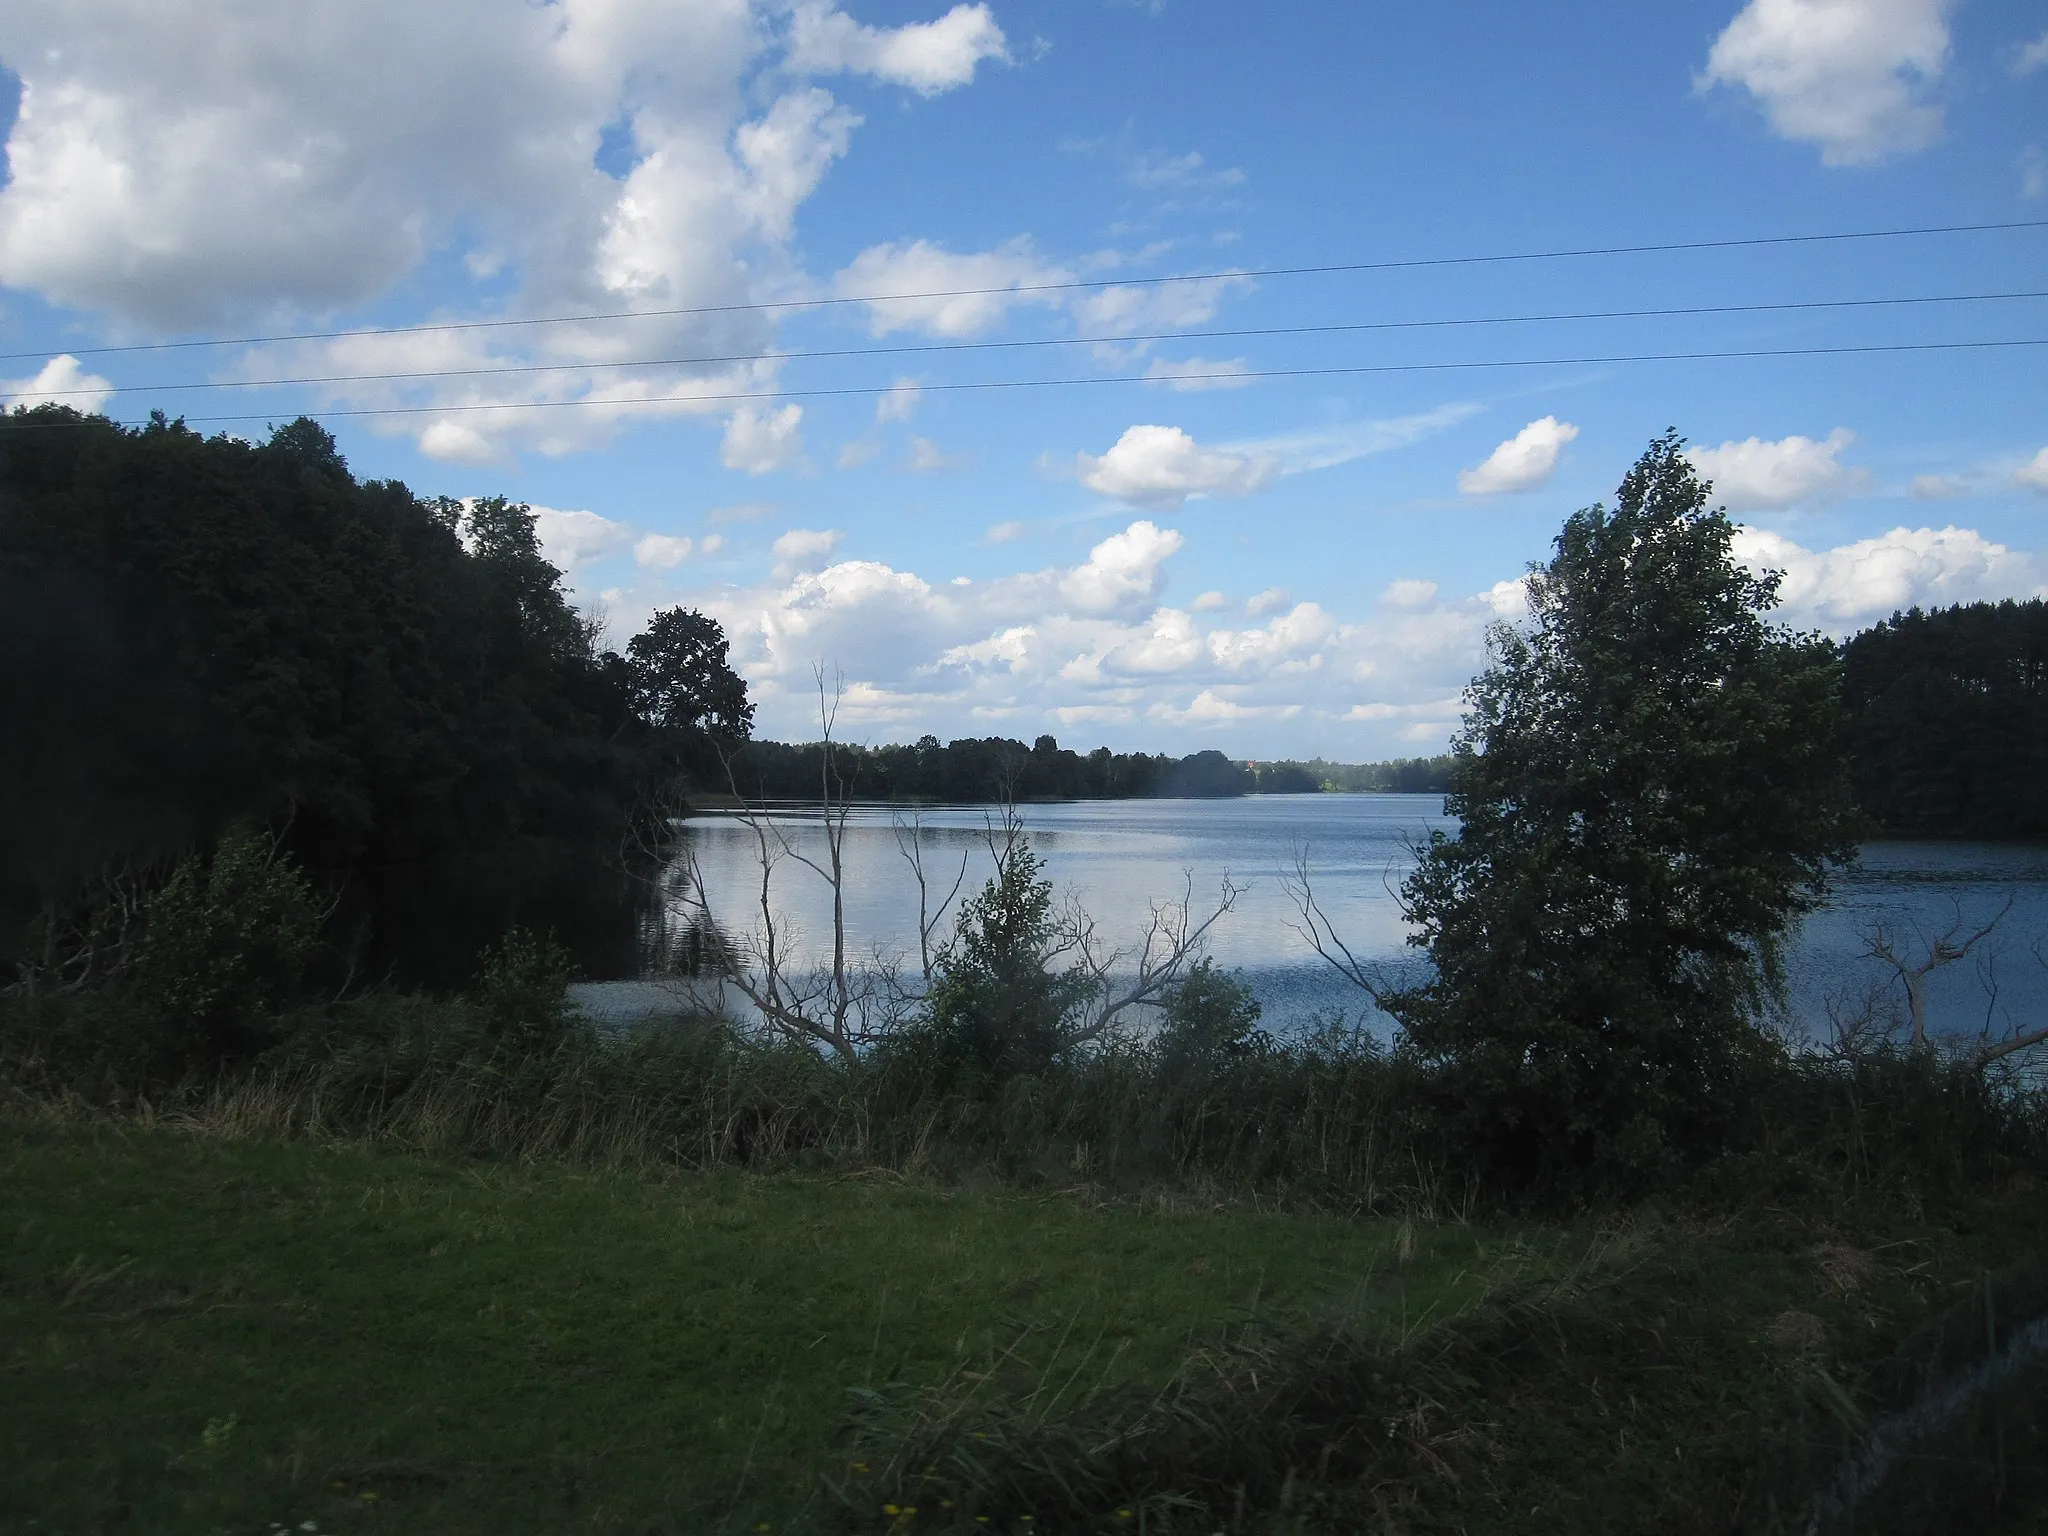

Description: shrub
[131,829,322,1072]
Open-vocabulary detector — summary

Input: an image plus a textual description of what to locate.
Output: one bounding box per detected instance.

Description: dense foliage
[1393,432,1861,1189]
[0,407,747,989]
[728,736,1257,800]
[1842,597,2048,838]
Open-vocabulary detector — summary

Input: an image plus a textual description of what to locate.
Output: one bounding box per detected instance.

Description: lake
[585,794,2048,1049]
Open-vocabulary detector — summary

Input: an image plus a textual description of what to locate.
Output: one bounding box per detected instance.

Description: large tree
[1394,431,1858,1186]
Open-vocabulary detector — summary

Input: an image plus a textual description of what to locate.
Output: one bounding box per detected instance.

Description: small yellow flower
[882,1504,899,1516]
[852,1461,871,1474]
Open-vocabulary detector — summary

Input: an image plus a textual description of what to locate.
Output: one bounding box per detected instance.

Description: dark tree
[1394,432,1858,1188]
[625,606,754,739]
[1841,599,2048,838]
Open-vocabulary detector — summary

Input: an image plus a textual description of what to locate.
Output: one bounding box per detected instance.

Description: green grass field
[4,1116,2043,1534]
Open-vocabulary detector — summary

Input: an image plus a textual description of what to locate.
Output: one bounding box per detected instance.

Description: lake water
[591,795,2048,1050]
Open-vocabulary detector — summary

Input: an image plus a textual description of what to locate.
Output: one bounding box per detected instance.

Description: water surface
[618,795,2048,1047]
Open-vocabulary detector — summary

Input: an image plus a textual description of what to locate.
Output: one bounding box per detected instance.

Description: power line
[8,290,2046,402]
[61,337,2044,428]
[3,217,2042,366]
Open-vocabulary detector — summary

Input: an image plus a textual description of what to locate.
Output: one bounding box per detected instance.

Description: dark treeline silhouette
[1843,598,2048,839]
[728,740,1455,801]
[0,408,749,986]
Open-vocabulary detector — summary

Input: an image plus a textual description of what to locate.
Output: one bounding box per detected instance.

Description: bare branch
[1066,870,1243,1041]
[1280,844,1395,1007]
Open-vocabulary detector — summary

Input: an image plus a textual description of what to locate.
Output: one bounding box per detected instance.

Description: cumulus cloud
[785,1,1009,95]
[1909,473,1970,500]
[875,378,923,422]
[2013,28,2048,74]
[2014,447,2048,494]
[1245,588,1292,617]
[1381,579,1440,609]
[529,505,635,570]
[1734,523,2045,625]
[772,527,843,574]
[1688,428,1865,510]
[1698,0,1951,166]
[0,354,115,412]
[834,238,1072,338]
[0,1,1001,459]
[1075,424,1276,508]
[634,533,695,571]
[722,403,808,474]
[482,507,2048,759]
[986,520,1027,543]
[1058,521,1184,615]
[1456,416,1579,495]
[906,436,966,472]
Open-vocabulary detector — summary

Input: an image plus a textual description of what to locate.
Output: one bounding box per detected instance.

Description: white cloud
[2014,448,2048,494]
[1075,424,1276,508]
[875,377,923,422]
[0,354,115,412]
[1125,150,1244,188]
[1245,587,1292,617]
[418,421,501,465]
[1143,356,1254,391]
[1226,403,1481,475]
[1058,521,1184,615]
[837,439,880,469]
[1381,579,1440,608]
[709,501,774,524]
[530,505,634,570]
[1909,473,1970,500]
[2023,145,2047,200]
[721,403,807,475]
[2013,28,2048,74]
[1190,591,1227,613]
[785,1,1009,96]
[1070,272,1251,334]
[700,533,727,557]
[634,533,695,571]
[986,520,1027,543]
[1734,523,2046,624]
[906,436,966,472]
[1698,0,1951,166]
[834,237,1072,338]
[1456,416,1578,495]
[772,527,843,574]
[1688,427,1865,510]
[0,2,1000,460]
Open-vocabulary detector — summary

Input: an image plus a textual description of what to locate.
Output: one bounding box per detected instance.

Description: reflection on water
[651,795,2048,1045]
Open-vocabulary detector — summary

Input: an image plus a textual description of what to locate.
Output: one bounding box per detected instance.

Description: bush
[132,829,323,1072]
[472,926,580,1052]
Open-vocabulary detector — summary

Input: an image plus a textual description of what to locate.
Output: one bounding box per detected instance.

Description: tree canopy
[1841,598,2048,838]
[0,407,744,986]
[1393,431,1859,1186]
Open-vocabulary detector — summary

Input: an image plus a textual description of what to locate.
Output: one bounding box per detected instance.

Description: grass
[4,1114,2046,1534]
[1,1115,1508,1535]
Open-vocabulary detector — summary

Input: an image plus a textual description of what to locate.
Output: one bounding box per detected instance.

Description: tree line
[724,740,1455,801]
[0,408,750,987]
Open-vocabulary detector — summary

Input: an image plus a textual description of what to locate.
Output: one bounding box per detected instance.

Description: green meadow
[6,1115,2044,1535]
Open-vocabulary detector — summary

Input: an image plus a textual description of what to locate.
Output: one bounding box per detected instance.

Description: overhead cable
[1,216,2042,365]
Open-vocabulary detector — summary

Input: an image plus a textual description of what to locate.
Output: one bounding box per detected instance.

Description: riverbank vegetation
[7,413,2048,1531]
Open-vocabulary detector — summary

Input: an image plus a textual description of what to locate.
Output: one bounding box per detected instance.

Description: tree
[1394,431,1858,1186]
[625,606,754,740]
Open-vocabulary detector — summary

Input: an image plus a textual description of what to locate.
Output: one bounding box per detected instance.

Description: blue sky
[2,0,2044,755]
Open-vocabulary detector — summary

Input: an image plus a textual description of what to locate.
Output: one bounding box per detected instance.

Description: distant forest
[5,409,2045,985]
[725,740,1456,802]
[1843,598,2048,839]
